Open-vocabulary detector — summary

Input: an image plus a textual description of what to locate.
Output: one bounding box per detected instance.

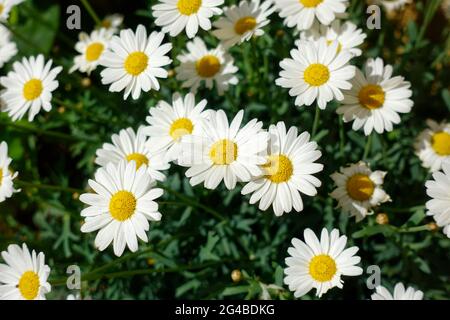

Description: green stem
[50,260,227,286]
[15,180,84,194]
[338,117,345,155]
[80,0,102,26]
[311,107,320,138]
[386,205,425,213]
[363,133,372,160]
[415,0,441,48]
[2,120,99,143]
[398,225,430,233]
[159,185,226,221]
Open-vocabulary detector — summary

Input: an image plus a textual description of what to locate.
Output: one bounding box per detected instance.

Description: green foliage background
[0,0,449,299]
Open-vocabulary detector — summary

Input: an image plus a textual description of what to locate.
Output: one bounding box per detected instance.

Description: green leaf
[14,4,60,55]
[442,89,450,112]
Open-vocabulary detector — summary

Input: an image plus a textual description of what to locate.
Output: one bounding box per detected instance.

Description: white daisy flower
[242,122,323,216]
[152,0,223,38]
[0,0,24,22]
[284,228,363,298]
[337,57,413,136]
[179,109,269,190]
[80,161,163,257]
[0,54,62,121]
[369,0,411,13]
[99,14,123,33]
[100,24,172,100]
[414,119,450,172]
[297,20,367,57]
[330,161,391,222]
[0,243,51,300]
[95,126,170,182]
[371,282,423,300]
[143,92,211,162]
[0,25,17,68]
[425,162,450,239]
[274,0,348,31]
[175,37,238,95]
[70,28,113,75]
[276,39,355,110]
[0,141,19,203]
[212,0,275,48]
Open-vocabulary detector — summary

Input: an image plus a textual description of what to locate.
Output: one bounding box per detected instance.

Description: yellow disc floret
[209,139,238,165]
[18,271,40,300]
[124,52,149,76]
[263,154,294,183]
[346,174,375,201]
[309,254,337,282]
[109,191,137,221]
[303,64,330,87]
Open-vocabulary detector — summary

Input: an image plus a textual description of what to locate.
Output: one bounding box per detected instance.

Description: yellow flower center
[124,52,148,76]
[18,271,40,300]
[85,42,104,62]
[196,55,221,78]
[309,254,337,282]
[303,63,330,87]
[299,0,323,8]
[346,174,374,201]
[234,16,257,35]
[326,40,342,53]
[209,139,238,165]
[109,191,137,221]
[126,153,149,169]
[0,168,3,186]
[431,131,450,156]
[177,0,202,15]
[23,79,43,101]
[263,154,294,183]
[170,118,194,140]
[358,84,385,110]
[0,5,4,15]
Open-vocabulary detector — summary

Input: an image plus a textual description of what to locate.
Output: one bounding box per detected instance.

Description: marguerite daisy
[425,162,450,239]
[0,54,62,121]
[0,141,19,202]
[99,14,123,33]
[70,28,113,75]
[0,0,24,22]
[284,228,363,298]
[212,0,275,48]
[274,0,348,31]
[330,161,391,222]
[100,25,172,100]
[175,37,238,95]
[414,119,450,172]
[337,57,413,136]
[371,282,423,300]
[276,39,355,109]
[241,122,323,216]
[298,20,367,57]
[143,92,211,162]
[0,25,17,68]
[152,0,223,38]
[80,161,163,257]
[179,109,269,190]
[0,243,51,300]
[95,126,170,182]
